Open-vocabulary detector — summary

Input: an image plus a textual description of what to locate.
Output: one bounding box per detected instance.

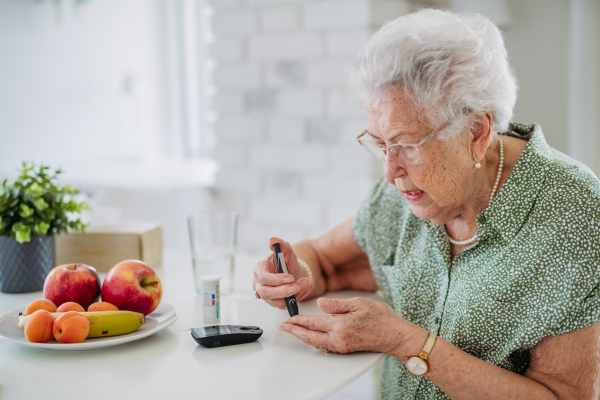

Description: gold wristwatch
[406,331,437,376]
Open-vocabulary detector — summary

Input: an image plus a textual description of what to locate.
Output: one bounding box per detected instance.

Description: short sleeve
[550,283,600,336]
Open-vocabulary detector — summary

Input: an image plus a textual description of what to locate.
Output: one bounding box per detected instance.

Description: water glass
[188,211,238,296]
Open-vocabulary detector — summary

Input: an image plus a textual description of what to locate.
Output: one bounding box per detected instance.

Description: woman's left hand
[279,297,418,354]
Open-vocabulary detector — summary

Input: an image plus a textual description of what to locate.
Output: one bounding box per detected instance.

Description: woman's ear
[470,112,493,161]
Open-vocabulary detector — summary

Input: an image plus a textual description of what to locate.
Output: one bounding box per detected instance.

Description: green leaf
[19,204,34,218]
[44,208,56,220]
[33,197,49,211]
[27,182,43,198]
[2,162,90,238]
[12,222,31,243]
[15,230,31,243]
[33,221,50,236]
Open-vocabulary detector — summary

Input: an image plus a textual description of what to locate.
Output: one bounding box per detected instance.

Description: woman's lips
[400,189,425,201]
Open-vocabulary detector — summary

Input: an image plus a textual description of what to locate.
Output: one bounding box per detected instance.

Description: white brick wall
[211,0,242,10]
[261,5,300,32]
[212,92,245,114]
[325,30,372,57]
[212,63,261,89]
[279,89,324,117]
[328,89,365,117]
[250,144,327,172]
[215,168,262,195]
[307,61,352,86]
[208,0,408,253]
[212,10,258,36]
[213,115,263,142]
[303,0,371,30]
[266,61,304,88]
[211,37,244,62]
[248,33,324,60]
[251,198,323,228]
[267,117,305,144]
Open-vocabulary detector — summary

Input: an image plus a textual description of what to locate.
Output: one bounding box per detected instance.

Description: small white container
[200,275,221,324]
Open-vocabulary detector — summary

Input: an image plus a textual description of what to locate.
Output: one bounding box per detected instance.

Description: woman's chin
[406,196,441,221]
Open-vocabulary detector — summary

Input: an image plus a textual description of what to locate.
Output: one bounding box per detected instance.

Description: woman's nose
[383,153,407,181]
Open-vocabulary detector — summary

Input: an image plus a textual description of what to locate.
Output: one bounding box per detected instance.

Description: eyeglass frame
[356,109,466,163]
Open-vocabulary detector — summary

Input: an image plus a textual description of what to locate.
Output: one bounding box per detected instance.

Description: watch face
[406,357,428,376]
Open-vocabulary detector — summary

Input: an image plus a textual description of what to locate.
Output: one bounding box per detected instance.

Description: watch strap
[418,331,437,360]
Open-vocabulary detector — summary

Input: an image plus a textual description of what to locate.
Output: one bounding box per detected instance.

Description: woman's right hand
[252,237,313,310]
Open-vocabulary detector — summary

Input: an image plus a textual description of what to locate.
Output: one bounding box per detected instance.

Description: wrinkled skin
[279,297,420,355]
[252,91,598,399]
[252,237,312,310]
[254,90,507,355]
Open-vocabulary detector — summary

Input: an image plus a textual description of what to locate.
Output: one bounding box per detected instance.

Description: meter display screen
[200,325,233,337]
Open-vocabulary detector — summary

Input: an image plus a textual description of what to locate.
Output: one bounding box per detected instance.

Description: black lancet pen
[273,243,299,317]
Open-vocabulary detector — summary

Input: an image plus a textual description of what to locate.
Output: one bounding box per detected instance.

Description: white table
[0,254,384,400]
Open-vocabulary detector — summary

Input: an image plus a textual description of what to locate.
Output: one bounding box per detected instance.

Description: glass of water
[188,211,238,296]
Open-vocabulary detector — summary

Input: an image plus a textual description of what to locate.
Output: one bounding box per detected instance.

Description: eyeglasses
[356,112,461,165]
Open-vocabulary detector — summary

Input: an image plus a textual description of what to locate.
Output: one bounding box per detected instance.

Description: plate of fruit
[0,260,178,350]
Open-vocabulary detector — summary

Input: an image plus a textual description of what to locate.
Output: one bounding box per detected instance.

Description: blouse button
[435,317,440,324]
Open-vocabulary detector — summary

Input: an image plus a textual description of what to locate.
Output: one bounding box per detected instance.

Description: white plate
[0,302,178,350]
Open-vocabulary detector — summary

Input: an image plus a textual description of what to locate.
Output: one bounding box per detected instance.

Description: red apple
[43,264,101,309]
[100,260,162,315]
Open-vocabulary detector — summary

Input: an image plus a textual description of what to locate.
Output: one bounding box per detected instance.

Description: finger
[265,298,286,310]
[256,271,295,287]
[268,236,285,250]
[317,297,363,315]
[279,322,330,348]
[295,278,313,302]
[254,258,278,276]
[268,237,298,276]
[255,283,299,300]
[286,314,332,332]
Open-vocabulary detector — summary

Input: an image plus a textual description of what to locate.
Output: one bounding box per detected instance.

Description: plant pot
[0,235,56,293]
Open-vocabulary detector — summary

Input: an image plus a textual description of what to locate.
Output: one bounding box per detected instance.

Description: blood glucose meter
[191,325,263,348]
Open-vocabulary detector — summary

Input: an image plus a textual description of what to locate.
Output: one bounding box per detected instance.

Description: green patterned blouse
[352,124,600,399]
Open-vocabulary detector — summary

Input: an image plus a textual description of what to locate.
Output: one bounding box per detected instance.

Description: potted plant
[0,162,90,293]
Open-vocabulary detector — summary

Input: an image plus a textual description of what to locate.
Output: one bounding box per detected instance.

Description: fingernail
[288,285,299,295]
[286,318,292,323]
[283,276,294,283]
[279,325,284,331]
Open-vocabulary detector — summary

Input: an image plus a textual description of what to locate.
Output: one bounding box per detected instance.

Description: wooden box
[56,222,163,272]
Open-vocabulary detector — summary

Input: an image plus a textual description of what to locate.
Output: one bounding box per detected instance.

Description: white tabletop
[0,253,384,400]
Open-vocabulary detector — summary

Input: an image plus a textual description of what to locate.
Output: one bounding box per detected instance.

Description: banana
[18,311,145,338]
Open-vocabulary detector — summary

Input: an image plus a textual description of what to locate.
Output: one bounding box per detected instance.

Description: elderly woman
[252,9,600,399]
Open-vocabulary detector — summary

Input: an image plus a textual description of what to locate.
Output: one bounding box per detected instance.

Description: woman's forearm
[292,241,328,299]
[393,327,557,399]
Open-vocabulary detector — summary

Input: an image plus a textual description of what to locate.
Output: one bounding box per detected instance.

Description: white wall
[502,0,570,155]
[567,0,600,175]
[208,0,409,254]
[0,0,174,175]
[0,0,217,254]
[426,0,600,174]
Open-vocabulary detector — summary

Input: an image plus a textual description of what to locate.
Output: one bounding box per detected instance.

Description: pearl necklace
[445,137,504,246]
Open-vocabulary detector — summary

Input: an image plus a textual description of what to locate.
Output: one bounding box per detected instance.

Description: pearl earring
[475,162,481,169]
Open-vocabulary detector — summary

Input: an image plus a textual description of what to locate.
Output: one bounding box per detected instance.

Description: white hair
[350,8,518,135]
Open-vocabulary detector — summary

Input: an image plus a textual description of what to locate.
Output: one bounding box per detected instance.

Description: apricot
[24,299,57,316]
[56,302,85,313]
[24,309,55,343]
[53,311,89,344]
[87,302,119,312]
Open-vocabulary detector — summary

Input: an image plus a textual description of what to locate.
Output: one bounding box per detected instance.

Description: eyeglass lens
[360,141,421,164]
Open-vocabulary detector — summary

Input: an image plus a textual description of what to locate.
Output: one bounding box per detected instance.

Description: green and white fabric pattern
[353,123,600,399]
